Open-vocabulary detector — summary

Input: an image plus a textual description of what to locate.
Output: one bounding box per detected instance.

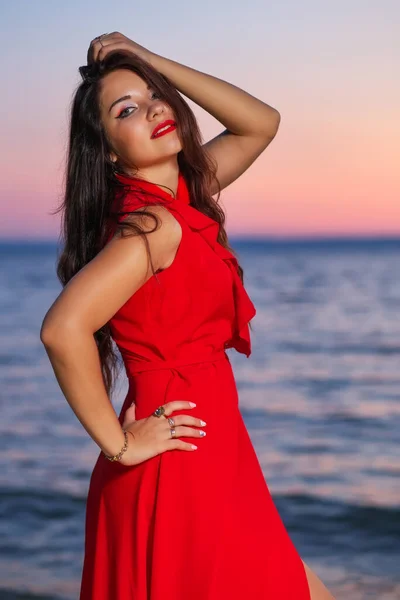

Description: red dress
[79,171,310,599]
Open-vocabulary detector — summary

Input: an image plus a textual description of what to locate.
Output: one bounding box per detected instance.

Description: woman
[41,32,335,600]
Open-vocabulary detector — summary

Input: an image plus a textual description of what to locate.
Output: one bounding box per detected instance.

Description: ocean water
[0,237,399,600]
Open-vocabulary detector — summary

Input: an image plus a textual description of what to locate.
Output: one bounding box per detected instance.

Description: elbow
[40,322,60,347]
[253,110,281,143]
[40,317,79,348]
[40,324,55,347]
[40,309,59,347]
[267,110,281,139]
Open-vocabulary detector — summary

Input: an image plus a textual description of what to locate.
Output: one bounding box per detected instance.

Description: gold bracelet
[103,430,129,462]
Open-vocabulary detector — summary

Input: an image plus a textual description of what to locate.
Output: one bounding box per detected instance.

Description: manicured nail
[200,420,206,426]
[191,444,198,449]
[189,402,196,407]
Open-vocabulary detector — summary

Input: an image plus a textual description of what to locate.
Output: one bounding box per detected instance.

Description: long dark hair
[52,51,246,397]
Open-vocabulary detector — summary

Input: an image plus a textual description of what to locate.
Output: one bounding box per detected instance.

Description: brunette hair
[52,51,246,396]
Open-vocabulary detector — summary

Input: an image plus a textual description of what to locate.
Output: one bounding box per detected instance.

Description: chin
[157,142,183,162]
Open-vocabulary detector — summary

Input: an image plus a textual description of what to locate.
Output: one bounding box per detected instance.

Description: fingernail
[189,402,196,407]
[191,444,198,449]
[200,420,207,426]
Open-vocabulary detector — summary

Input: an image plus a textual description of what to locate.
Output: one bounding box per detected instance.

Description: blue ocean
[1,238,399,600]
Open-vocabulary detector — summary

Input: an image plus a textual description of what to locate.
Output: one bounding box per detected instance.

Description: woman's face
[99,69,182,174]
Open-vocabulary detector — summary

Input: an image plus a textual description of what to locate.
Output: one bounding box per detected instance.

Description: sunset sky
[1,0,398,239]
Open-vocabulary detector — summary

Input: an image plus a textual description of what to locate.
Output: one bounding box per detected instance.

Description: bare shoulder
[41,205,182,337]
[112,204,182,270]
[105,203,183,285]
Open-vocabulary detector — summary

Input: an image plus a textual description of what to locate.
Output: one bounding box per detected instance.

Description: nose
[148,99,164,118]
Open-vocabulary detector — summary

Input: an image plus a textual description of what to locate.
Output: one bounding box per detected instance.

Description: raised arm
[148,54,281,194]
[40,207,181,459]
[90,32,281,195]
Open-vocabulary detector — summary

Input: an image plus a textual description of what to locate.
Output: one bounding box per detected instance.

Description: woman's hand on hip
[117,401,207,467]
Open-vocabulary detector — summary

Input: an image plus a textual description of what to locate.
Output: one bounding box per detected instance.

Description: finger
[163,401,197,415]
[170,426,206,438]
[87,34,114,64]
[125,403,136,418]
[122,403,136,427]
[172,414,206,427]
[164,440,198,452]
[87,36,102,64]
[97,41,134,63]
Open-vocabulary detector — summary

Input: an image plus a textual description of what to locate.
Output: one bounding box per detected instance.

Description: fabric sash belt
[125,349,229,378]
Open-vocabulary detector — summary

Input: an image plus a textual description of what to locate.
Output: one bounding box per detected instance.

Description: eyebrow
[108,84,151,113]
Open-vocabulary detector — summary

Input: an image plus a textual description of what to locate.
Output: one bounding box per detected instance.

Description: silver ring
[97,33,108,47]
[170,428,176,438]
[167,417,174,427]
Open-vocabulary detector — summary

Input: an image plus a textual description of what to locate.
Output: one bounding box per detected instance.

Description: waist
[124,349,229,378]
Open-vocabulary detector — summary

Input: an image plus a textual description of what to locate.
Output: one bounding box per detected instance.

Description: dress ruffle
[111,172,256,357]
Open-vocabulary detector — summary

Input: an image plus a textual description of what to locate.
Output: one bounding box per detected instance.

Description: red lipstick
[151,119,177,139]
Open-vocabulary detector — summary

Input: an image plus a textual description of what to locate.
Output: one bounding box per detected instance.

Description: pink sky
[1,1,398,239]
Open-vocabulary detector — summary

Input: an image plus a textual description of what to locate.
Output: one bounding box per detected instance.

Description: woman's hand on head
[87,31,155,67]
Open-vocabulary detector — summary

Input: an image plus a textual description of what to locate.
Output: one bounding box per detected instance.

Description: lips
[151,119,177,139]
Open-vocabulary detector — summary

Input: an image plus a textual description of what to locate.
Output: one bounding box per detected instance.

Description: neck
[123,159,180,198]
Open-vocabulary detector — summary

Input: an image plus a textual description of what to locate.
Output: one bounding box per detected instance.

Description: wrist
[101,429,127,461]
[119,430,135,466]
[148,52,165,71]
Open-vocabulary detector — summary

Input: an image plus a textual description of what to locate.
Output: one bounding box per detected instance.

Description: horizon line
[1,234,400,245]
